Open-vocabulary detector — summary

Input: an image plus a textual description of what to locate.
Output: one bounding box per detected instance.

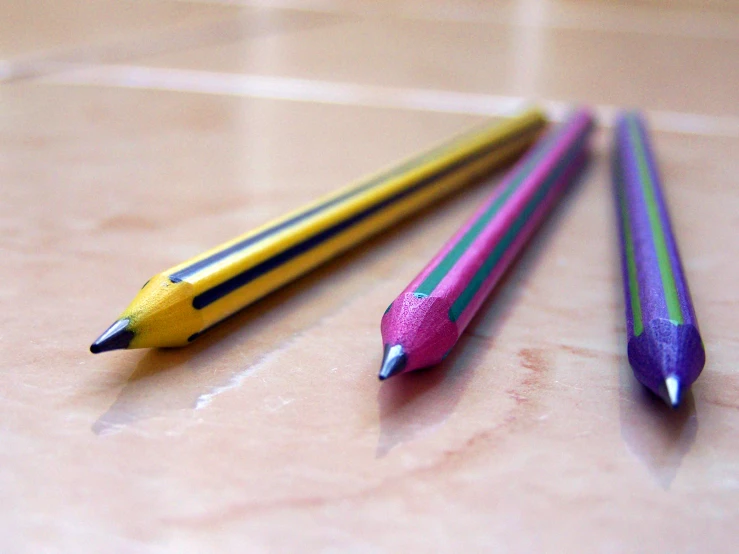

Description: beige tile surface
[126,16,732,115]
[1,1,738,552]
[0,0,238,58]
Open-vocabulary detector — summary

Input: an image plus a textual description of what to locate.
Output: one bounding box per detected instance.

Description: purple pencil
[612,111,705,408]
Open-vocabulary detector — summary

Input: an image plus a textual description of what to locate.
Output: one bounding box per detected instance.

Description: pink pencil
[379,109,595,379]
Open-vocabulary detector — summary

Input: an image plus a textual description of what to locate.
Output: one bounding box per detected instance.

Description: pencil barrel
[381,109,595,373]
[612,112,699,339]
[185,109,547,331]
[612,111,705,400]
[98,108,548,349]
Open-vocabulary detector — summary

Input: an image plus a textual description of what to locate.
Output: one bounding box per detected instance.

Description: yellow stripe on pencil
[90,107,547,353]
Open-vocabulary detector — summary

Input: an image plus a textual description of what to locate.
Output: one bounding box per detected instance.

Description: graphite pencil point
[90,319,134,354]
[664,375,682,408]
[378,344,407,381]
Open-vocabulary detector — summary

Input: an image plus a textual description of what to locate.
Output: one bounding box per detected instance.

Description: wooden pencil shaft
[91,108,547,351]
[379,109,595,377]
[612,111,705,406]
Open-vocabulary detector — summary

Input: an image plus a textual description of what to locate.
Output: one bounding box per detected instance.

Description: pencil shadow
[618,357,698,490]
[92,166,505,436]
[375,333,482,458]
[91,287,299,435]
[375,151,596,457]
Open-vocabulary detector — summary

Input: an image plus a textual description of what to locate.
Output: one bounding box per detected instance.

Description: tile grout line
[0,10,345,84]
[38,63,739,139]
[173,0,739,40]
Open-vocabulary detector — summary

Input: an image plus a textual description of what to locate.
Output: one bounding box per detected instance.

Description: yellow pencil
[91,108,547,352]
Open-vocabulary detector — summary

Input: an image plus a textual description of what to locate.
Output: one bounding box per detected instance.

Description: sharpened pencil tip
[90,319,134,354]
[378,344,407,381]
[664,375,682,408]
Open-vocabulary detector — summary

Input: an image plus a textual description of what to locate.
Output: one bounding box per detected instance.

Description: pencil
[378,108,594,380]
[612,111,705,407]
[91,108,547,353]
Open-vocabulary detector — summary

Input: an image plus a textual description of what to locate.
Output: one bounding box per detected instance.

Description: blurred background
[3,1,738,119]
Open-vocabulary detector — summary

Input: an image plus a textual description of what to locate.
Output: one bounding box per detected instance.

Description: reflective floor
[1,1,737,551]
